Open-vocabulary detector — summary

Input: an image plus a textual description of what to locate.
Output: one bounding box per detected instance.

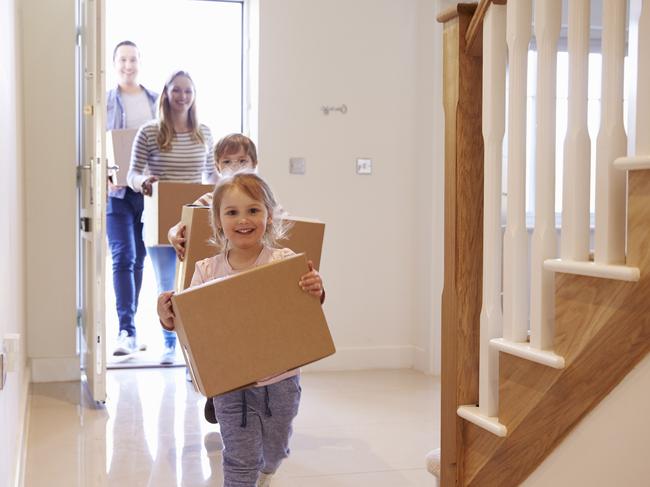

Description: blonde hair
[156,70,205,151]
[210,172,291,250]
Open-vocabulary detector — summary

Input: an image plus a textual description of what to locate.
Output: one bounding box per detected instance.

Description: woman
[106,40,158,357]
[128,70,216,364]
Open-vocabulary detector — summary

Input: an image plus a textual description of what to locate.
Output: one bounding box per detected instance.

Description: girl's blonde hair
[210,172,291,250]
[157,70,205,151]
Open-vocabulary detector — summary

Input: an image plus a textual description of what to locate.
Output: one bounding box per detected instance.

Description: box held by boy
[143,181,214,246]
[171,253,335,397]
[174,207,326,292]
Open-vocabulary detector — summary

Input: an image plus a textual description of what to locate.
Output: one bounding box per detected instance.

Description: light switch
[289,157,306,175]
[356,158,372,175]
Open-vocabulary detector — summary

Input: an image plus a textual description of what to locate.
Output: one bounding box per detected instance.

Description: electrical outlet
[289,157,306,175]
[356,158,372,175]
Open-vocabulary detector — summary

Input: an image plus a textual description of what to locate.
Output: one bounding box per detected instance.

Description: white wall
[21,0,79,381]
[257,0,444,373]
[523,354,650,487]
[0,0,29,484]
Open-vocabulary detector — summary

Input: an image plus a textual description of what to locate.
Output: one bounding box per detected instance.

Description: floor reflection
[25,368,440,487]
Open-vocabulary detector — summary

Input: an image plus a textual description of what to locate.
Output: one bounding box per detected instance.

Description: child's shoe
[204,397,218,424]
[257,472,273,487]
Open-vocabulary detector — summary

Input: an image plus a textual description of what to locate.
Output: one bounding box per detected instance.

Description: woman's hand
[299,260,325,303]
[157,291,176,331]
[141,176,159,196]
[168,222,187,260]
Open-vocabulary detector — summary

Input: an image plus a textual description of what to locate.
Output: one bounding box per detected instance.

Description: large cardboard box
[106,129,138,186]
[143,181,214,246]
[171,253,335,397]
[174,207,326,292]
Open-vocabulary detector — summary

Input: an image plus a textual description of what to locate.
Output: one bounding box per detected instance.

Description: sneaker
[204,397,218,424]
[160,345,176,365]
[257,472,273,487]
[113,330,135,356]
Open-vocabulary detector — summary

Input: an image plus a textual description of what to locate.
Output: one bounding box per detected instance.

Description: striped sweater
[127,120,216,192]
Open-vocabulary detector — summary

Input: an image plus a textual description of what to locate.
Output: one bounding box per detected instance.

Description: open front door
[77,0,107,404]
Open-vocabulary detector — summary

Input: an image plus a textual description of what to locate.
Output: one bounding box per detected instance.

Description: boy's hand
[157,291,176,331]
[168,222,187,260]
[299,260,325,303]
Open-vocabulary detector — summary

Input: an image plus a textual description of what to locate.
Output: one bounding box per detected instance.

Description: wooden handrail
[465,0,507,55]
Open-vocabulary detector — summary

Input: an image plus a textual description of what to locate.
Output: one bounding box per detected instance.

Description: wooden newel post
[437,4,484,486]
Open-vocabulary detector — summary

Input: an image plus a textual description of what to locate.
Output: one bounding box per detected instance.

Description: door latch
[80,217,92,232]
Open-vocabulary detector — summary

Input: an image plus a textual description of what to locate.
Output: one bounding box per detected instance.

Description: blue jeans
[106,188,146,338]
[147,245,177,348]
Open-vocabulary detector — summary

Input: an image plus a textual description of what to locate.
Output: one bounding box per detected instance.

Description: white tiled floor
[24,368,440,486]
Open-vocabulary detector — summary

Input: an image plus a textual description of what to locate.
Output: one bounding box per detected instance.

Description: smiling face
[114,45,140,87]
[217,147,256,175]
[166,75,195,116]
[217,186,270,251]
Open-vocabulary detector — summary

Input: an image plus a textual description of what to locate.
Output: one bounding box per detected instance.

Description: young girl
[127,69,216,365]
[167,133,259,260]
[157,172,324,487]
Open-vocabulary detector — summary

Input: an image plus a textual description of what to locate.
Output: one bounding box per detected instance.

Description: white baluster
[635,0,650,156]
[561,0,591,262]
[530,0,561,351]
[479,3,506,418]
[595,0,628,264]
[503,0,532,343]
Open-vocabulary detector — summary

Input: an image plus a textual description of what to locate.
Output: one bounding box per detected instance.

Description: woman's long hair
[156,70,205,151]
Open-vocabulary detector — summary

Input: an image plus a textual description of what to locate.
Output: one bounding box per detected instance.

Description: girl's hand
[168,222,187,260]
[157,291,176,331]
[142,176,159,196]
[299,260,325,303]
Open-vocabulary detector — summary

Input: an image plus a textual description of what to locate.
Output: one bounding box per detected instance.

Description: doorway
[104,0,246,368]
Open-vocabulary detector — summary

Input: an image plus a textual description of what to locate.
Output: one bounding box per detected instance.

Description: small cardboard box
[174,208,326,292]
[106,129,138,186]
[143,181,214,246]
[174,205,216,292]
[171,253,335,397]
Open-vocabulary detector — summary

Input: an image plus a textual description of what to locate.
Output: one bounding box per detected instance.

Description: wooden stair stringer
[461,169,650,486]
[463,299,650,486]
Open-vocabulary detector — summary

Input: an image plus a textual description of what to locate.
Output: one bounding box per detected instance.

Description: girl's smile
[219,187,270,253]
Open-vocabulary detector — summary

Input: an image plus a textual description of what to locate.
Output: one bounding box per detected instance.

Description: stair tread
[490,338,565,369]
[544,259,640,282]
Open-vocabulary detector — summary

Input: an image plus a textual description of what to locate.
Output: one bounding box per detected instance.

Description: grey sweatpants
[213,375,301,487]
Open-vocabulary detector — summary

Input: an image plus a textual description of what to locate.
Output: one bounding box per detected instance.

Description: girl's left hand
[299,260,325,301]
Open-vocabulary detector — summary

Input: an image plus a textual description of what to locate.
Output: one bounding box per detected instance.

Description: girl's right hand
[157,291,176,331]
[168,222,187,260]
[141,176,159,196]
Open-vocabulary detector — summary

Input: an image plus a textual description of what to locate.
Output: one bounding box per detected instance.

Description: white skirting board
[12,363,31,487]
[303,345,423,372]
[30,356,80,383]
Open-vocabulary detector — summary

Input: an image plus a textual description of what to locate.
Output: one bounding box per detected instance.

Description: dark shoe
[204,397,218,424]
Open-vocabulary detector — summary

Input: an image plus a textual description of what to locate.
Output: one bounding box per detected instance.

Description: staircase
[435,1,650,485]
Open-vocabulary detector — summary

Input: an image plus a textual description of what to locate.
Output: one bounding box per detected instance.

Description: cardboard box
[143,181,214,246]
[278,217,326,270]
[174,205,217,292]
[171,253,335,397]
[174,208,326,292]
[106,129,138,186]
